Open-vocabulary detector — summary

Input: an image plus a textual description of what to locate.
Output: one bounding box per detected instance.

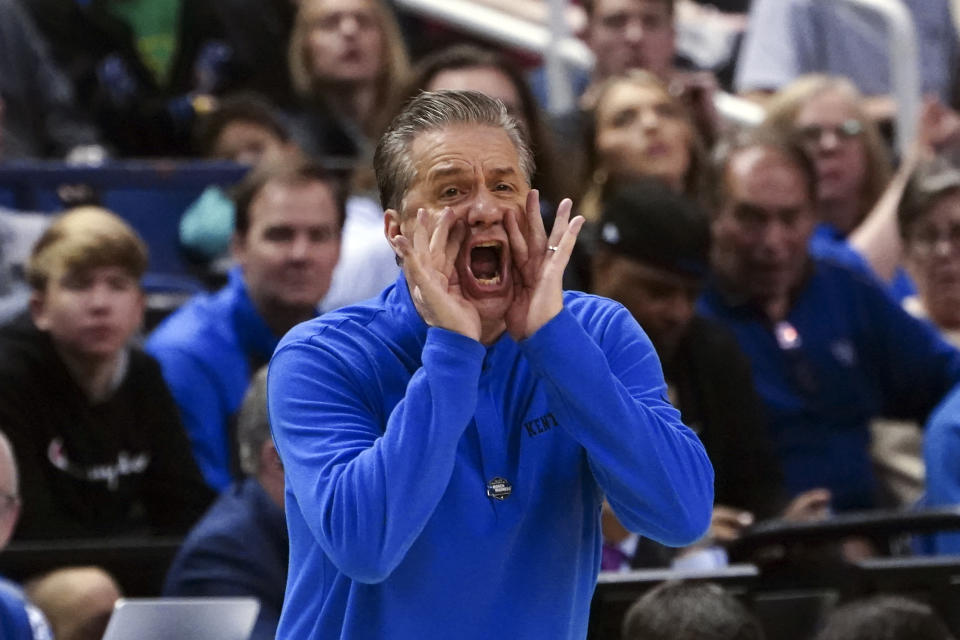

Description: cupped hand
[393,208,482,341]
[504,190,584,340]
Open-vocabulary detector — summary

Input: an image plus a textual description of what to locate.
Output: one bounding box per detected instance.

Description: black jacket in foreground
[0,319,214,540]
[665,314,785,519]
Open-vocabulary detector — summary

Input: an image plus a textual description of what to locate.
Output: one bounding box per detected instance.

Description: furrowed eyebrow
[426,165,471,183]
[487,167,520,181]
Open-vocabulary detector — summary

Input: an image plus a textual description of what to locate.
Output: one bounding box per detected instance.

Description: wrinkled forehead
[591,0,673,20]
[303,0,376,19]
[596,79,673,121]
[725,146,813,206]
[794,87,861,126]
[248,178,340,226]
[914,189,960,228]
[407,124,524,181]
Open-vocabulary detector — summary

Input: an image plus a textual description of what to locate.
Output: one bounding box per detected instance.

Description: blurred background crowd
[3,0,960,639]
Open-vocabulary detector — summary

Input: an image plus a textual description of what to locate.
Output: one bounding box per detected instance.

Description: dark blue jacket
[699,258,960,510]
[163,478,287,640]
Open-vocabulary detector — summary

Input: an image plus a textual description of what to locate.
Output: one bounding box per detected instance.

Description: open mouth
[469,241,504,286]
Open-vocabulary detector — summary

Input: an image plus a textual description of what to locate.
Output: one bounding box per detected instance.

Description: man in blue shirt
[147,160,345,489]
[268,90,714,640]
[699,128,960,511]
[592,179,835,567]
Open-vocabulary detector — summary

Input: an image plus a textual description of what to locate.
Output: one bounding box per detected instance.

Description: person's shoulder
[0,319,51,380]
[0,576,25,608]
[695,279,728,316]
[0,577,51,640]
[809,255,892,300]
[182,485,249,540]
[277,296,391,352]
[165,495,258,594]
[561,291,642,335]
[177,482,274,555]
[146,288,232,353]
[929,384,960,429]
[683,314,746,355]
[126,346,176,387]
[562,290,626,316]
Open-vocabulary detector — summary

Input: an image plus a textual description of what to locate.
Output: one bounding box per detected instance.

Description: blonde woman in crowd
[287,0,410,164]
[765,75,893,240]
[579,70,709,222]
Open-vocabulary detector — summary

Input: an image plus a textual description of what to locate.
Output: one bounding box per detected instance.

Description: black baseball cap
[598,179,711,279]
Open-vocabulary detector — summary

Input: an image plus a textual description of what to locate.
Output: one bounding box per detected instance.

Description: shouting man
[267,90,714,640]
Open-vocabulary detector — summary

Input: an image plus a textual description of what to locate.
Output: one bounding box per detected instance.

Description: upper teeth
[475,241,500,248]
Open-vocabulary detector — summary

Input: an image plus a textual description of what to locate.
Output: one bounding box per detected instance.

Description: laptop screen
[101,597,260,640]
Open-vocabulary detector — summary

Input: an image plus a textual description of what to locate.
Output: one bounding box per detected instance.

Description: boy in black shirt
[0,206,213,540]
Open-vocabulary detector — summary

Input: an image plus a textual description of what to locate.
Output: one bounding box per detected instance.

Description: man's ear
[29,290,49,330]
[384,209,402,259]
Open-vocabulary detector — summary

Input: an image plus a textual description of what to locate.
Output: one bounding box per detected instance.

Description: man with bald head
[0,430,122,640]
[699,128,960,512]
[0,431,53,640]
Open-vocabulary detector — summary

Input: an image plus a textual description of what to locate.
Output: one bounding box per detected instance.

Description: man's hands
[391,190,584,344]
[504,190,585,341]
[393,208,482,341]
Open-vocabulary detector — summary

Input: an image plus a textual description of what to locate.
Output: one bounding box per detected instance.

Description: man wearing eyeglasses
[0,430,53,640]
[699,127,960,514]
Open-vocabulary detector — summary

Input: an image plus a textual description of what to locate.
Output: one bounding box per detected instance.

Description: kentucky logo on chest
[522,412,559,437]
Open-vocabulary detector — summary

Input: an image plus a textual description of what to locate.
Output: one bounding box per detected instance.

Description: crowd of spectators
[3,0,960,638]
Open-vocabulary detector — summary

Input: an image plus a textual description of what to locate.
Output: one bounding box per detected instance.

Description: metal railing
[835,0,920,158]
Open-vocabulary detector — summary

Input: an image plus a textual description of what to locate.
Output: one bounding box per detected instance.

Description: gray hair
[709,125,817,213]
[374,90,535,212]
[899,153,960,240]
[237,367,271,476]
